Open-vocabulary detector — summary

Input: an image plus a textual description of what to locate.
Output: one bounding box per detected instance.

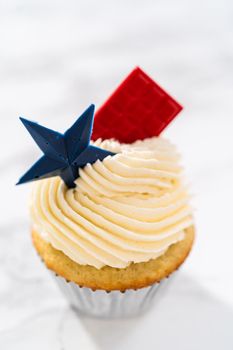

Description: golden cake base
[32,226,195,291]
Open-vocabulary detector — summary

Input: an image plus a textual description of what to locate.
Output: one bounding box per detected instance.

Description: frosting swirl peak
[31,137,193,269]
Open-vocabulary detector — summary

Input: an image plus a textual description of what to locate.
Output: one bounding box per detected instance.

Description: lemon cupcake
[17,68,194,318]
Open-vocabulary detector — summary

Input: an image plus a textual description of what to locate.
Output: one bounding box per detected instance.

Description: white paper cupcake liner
[52,273,172,318]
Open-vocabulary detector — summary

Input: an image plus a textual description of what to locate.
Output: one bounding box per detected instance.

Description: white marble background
[0,0,233,349]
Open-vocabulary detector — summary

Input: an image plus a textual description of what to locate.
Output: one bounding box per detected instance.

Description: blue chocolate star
[17,104,115,188]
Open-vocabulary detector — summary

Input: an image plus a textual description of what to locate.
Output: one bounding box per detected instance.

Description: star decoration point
[17,104,115,188]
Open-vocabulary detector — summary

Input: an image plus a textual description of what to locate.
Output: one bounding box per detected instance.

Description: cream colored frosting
[30,137,193,269]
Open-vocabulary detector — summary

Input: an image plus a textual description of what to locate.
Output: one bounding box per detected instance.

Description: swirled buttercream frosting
[30,137,193,269]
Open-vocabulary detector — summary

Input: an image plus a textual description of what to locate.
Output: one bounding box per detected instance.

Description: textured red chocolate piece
[92,67,183,143]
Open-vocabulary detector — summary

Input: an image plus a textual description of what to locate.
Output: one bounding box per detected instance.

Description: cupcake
[17,68,194,318]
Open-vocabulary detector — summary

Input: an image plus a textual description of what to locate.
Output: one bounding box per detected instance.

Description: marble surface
[1,0,233,349]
